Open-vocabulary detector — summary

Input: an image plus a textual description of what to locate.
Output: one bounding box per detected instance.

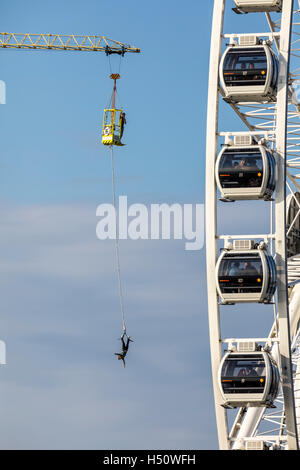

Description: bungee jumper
[114,333,133,368]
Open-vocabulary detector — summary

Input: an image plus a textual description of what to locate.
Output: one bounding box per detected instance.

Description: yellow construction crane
[0,31,140,144]
[0,32,140,54]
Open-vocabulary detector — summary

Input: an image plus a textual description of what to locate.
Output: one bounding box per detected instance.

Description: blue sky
[0,0,279,450]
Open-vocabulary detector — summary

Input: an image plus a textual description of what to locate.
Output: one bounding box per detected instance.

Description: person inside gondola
[223,155,233,169]
[228,261,240,276]
[242,261,259,275]
[237,368,247,377]
[236,158,247,169]
[248,158,260,170]
[248,62,258,81]
[236,365,258,377]
[244,158,252,168]
[245,366,258,377]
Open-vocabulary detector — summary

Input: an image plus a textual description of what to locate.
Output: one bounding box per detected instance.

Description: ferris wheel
[206,0,300,450]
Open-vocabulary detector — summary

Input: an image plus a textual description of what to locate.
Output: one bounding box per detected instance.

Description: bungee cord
[110,144,134,368]
[110,144,127,335]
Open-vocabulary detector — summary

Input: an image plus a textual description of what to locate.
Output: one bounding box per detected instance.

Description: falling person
[114,333,133,367]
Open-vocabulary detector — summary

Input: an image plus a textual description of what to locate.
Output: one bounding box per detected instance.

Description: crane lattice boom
[0,32,140,54]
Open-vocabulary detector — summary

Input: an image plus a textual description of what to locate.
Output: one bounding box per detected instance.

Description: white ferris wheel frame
[205,0,300,450]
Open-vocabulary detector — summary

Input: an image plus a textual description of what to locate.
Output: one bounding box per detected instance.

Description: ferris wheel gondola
[216,241,276,304]
[215,138,276,201]
[219,347,280,409]
[233,0,282,13]
[219,38,279,103]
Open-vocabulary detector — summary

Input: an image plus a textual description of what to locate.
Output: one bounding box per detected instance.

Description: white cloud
[0,202,214,449]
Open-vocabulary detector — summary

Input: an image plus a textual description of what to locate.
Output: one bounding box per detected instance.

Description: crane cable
[110,144,127,334]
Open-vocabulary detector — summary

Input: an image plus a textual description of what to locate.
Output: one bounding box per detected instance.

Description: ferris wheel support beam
[275,0,299,450]
[205,0,228,450]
